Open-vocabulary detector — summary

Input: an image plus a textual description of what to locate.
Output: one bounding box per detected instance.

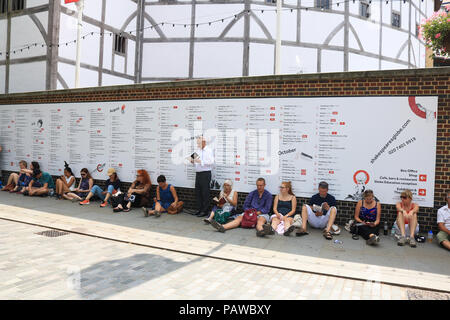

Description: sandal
[123,208,131,213]
[323,231,333,240]
[113,207,123,213]
[203,218,211,225]
[295,228,309,237]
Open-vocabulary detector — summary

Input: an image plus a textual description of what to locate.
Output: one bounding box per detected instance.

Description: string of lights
[0,0,428,57]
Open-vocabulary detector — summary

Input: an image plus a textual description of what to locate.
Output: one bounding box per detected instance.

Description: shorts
[437,231,450,244]
[239,211,270,223]
[393,221,419,236]
[153,200,173,210]
[306,204,337,229]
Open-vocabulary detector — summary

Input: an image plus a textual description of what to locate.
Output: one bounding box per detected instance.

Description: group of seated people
[2,160,449,251]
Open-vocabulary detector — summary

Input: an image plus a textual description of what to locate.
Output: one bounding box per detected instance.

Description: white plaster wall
[26,0,48,8]
[142,43,190,78]
[348,53,379,71]
[9,61,46,93]
[193,42,243,78]
[0,66,5,94]
[301,11,343,45]
[144,5,192,38]
[10,13,48,59]
[281,46,318,74]
[102,73,134,87]
[0,20,7,62]
[249,43,274,76]
[321,49,343,72]
[105,0,136,29]
[349,17,380,54]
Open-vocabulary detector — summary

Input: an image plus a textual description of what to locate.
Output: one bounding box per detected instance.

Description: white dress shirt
[437,205,450,230]
[194,145,214,172]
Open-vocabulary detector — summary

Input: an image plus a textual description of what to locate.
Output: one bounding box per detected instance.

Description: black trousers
[195,170,211,213]
[357,224,380,240]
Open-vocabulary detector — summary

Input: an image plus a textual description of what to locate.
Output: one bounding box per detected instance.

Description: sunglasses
[400,196,407,199]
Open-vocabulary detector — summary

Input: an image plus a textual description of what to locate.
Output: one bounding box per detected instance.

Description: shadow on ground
[1,192,449,279]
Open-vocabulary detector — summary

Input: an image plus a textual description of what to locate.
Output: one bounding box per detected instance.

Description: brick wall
[0,67,449,233]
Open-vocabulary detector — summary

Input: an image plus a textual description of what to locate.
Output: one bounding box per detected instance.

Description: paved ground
[1,219,449,300]
[0,192,449,296]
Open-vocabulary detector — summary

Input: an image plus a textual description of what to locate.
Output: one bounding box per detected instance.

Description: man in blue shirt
[210,178,274,237]
[296,181,338,240]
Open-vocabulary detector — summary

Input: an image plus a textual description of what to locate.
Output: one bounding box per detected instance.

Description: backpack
[241,209,258,228]
[214,209,231,225]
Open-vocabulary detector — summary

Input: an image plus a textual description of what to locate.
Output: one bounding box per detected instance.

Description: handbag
[241,209,258,228]
[214,209,231,225]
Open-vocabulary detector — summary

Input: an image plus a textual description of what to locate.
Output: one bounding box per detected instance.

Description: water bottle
[334,239,343,244]
[427,230,433,243]
[383,221,388,235]
[391,225,396,239]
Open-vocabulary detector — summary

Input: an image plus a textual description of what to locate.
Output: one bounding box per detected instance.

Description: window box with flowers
[419,5,450,58]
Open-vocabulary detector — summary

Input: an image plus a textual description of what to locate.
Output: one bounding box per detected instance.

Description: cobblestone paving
[0,219,448,300]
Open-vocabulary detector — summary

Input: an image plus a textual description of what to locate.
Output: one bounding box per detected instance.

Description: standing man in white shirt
[191,136,214,217]
[436,190,450,251]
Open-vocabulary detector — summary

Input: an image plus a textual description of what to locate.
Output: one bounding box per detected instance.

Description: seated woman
[63,168,94,202]
[79,168,120,207]
[112,169,151,212]
[142,175,183,217]
[270,181,297,236]
[55,163,76,200]
[394,189,420,247]
[1,160,32,193]
[203,179,238,225]
[353,190,382,245]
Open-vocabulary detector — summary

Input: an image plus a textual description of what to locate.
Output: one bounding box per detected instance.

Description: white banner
[0,96,438,207]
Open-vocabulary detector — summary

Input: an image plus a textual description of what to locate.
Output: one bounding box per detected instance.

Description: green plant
[419,5,450,57]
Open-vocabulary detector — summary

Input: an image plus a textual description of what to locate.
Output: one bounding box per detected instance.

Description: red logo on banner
[27,154,30,157]
[174,124,178,127]
[236,155,240,158]
[259,157,264,161]
[340,122,346,125]
[329,170,334,174]
[98,108,101,111]
[65,0,80,3]
[97,130,101,134]
[331,119,336,122]
[197,116,202,120]
[59,169,62,172]
[11,162,14,166]
[57,126,60,129]
[119,163,123,167]
[235,171,240,175]
[301,169,306,175]
[236,162,240,165]
[302,134,308,138]
[270,107,276,110]
[8,126,10,128]
[266,170,271,174]
[419,189,426,196]
[168,149,172,153]
[57,109,61,112]
[332,132,337,135]
[353,170,370,184]
[235,178,240,181]
[173,106,178,109]
[332,111,338,115]
[270,113,275,117]
[419,174,427,182]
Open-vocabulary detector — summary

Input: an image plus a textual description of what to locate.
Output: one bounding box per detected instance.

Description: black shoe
[284,225,295,236]
[23,191,29,196]
[210,219,225,233]
[256,229,265,237]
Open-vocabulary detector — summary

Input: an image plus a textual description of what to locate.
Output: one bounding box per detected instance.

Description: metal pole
[275,0,282,75]
[75,0,84,88]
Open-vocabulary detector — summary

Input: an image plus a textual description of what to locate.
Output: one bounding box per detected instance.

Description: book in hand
[312,203,324,213]
[213,197,226,205]
[191,152,199,160]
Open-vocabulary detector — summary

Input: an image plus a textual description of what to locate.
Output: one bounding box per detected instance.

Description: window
[12,0,25,12]
[360,2,370,18]
[392,12,401,28]
[316,0,331,10]
[114,34,127,55]
[266,0,277,3]
[0,0,8,14]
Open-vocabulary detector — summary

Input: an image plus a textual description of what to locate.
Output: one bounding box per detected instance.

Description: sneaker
[409,238,417,248]
[203,218,211,225]
[210,219,225,233]
[397,236,406,246]
[79,199,90,205]
[366,234,377,246]
[330,224,341,235]
[142,207,149,217]
[100,201,108,207]
[345,220,354,232]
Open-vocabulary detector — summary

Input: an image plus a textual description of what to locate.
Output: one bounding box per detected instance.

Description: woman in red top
[395,189,419,247]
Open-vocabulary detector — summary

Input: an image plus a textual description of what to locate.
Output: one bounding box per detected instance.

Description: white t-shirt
[437,205,450,230]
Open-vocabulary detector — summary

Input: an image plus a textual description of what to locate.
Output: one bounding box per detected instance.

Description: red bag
[241,209,258,228]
